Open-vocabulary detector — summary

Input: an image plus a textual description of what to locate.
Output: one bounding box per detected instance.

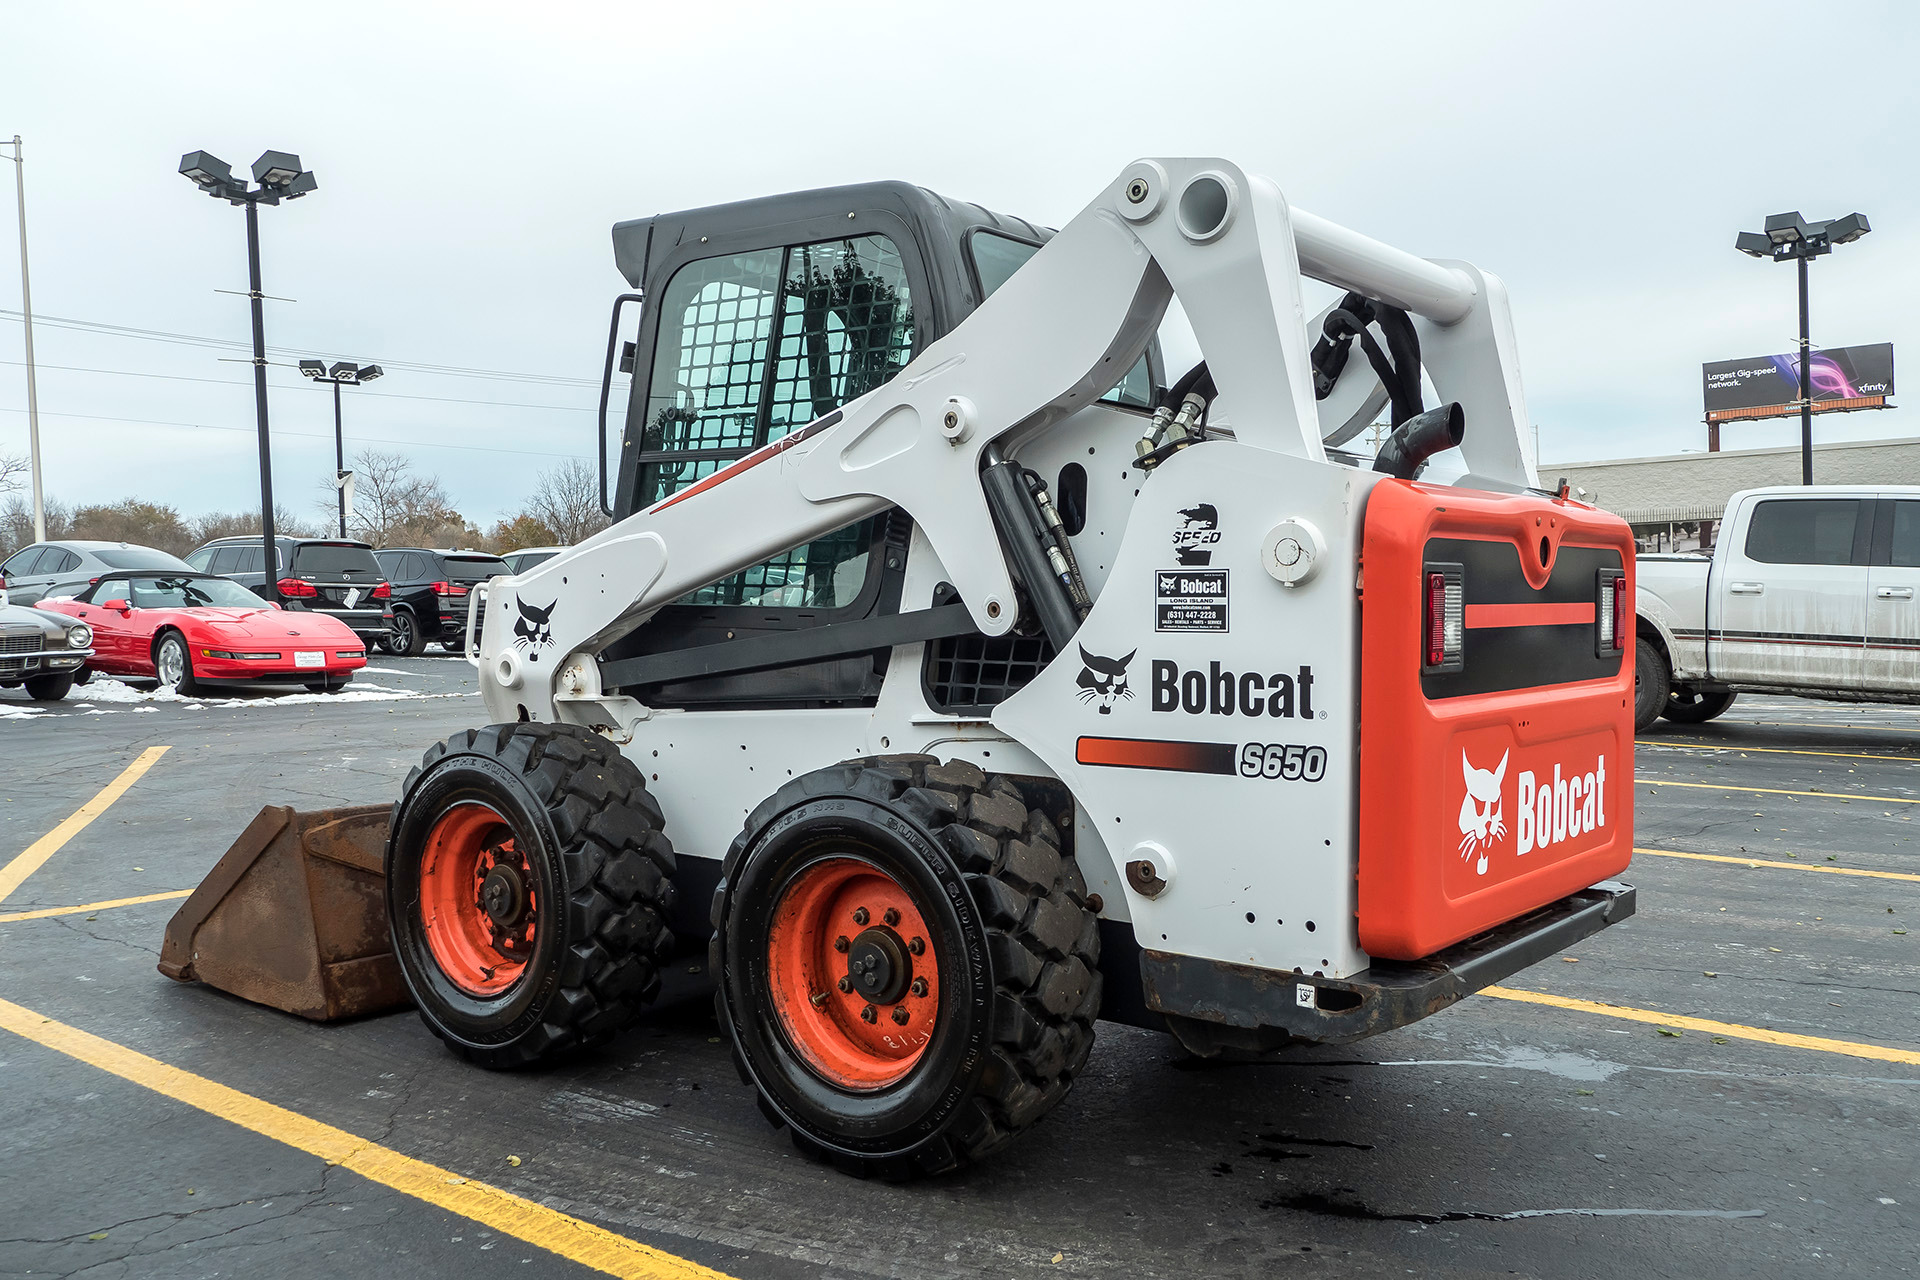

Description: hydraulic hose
[1371,402,1464,480]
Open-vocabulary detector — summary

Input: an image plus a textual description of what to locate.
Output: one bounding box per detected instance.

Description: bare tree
[1,494,68,558]
[524,458,609,547]
[334,448,473,548]
[70,499,195,557]
[0,453,29,494]
[190,506,321,547]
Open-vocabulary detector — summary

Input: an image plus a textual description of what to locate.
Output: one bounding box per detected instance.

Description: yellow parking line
[1482,987,1920,1067]
[1638,739,1920,765]
[0,747,169,904]
[1635,846,1920,884]
[1639,778,1920,805]
[0,997,734,1280]
[0,890,193,924]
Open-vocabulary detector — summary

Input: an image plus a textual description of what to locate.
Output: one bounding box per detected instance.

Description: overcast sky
[3,1,1917,529]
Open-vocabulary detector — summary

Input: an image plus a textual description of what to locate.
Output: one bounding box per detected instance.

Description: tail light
[371,582,391,599]
[1422,564,1465,672]
[432,580,469,597]
[1597,570,1628,657]
[277,578,318,598]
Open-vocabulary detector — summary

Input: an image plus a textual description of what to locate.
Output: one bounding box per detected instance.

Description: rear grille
[923,631,1055,715]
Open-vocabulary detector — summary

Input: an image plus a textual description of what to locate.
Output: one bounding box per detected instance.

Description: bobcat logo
[513,598,556,650]
[1458,749,1508,875]
[1076,646,1136,714]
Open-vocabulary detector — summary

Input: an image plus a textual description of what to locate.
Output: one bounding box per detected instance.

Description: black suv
[186,536,393,647]
[373,547,509,655]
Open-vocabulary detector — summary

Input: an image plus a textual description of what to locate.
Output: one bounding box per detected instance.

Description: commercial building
[1543,435,1920,552]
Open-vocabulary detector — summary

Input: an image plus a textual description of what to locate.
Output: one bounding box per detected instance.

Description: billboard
[1703,342,1894,420]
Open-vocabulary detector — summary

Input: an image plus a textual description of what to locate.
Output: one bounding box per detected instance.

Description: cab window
[967,230,1154,409]
[636,234,916,609]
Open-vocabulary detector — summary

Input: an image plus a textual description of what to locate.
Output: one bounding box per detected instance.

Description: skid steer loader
[163,157,1636,1179]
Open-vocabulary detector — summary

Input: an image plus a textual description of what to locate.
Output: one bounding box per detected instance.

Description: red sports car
[38,572,365,694]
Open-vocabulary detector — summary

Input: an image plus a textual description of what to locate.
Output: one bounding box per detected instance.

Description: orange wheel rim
[419,802,537,997]
[765,856,940,1090]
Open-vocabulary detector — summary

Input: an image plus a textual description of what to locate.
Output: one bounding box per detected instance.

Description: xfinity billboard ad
[1702,342,1895,417]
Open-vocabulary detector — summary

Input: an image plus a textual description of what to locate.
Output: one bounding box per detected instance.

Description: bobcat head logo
[1075,646,1136,714]
[1458,749,1508,875]
[513,598,556,650]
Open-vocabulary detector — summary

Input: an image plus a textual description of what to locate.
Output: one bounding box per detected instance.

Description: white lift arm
[479,157,1539,730]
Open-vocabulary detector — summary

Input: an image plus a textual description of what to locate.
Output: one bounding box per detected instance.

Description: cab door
[1866,498,1920,692]
[1712,495,1871,688]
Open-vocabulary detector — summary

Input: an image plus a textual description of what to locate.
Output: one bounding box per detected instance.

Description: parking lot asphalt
[2,668,1916,1279]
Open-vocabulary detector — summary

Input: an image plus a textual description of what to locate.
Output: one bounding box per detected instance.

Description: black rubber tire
[1663,688,1737,724]
[72,666,92,686]
[711,755,1101,1180]
[154,630,200,696]
[1633,637,1670,733]
[392,608,426,657]
[386,722,677,1069]
[23,671,73,701]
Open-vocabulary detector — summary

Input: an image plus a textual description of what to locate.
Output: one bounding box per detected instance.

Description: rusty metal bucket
[158,805,411,1021]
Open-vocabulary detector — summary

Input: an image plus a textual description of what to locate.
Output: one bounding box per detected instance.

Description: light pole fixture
[298,359,383,538]
[1735,208,1871,485]
[180,148,317,599]
[5,135,45,542]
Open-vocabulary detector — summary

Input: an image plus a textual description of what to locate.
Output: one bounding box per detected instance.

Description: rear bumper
[1139,879,1634,1047]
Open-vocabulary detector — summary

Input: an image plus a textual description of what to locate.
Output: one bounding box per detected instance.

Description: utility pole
[6,135,45,542]
[243,197,277,585]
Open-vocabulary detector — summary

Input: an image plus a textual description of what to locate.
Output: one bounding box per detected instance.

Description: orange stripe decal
[1464,602,1594,629]
[647,411,841,514]
[1076,737,1237,775]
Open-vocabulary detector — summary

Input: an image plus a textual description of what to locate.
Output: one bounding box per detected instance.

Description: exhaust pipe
[1372,402,1464,480]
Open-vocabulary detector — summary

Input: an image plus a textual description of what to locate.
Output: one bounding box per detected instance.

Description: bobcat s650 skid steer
[162,157,1636,1179]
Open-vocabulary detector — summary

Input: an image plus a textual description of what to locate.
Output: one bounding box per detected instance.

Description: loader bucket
[157,804,411,1022]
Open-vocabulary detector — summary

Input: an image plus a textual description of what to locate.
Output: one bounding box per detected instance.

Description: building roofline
[1543,433,1920,470]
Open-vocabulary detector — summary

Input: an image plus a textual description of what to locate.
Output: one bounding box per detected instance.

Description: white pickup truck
[1635,484,1920,731]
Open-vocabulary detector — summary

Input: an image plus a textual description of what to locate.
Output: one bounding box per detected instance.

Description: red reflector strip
[1076,737,1238,775]
[1611,582,1629,651]
[1463,602,1596,629]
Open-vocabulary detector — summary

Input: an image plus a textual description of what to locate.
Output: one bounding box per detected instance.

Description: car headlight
[66,623,92,650]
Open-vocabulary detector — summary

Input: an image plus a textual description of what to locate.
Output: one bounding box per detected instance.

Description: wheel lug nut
[910,977,928,997]
[852,907,869,926]
[861,1004,878,1023]
[908,937,925,955]
[883,908,900,926]
[892,1006,909,1025]
[833,935,849,953]
[837,976,853,994]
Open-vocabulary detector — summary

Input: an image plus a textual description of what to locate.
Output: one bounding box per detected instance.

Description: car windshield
[445,556,509,584]
[120,576,266,609]
[94,548,195,570]
[290,543,382,575]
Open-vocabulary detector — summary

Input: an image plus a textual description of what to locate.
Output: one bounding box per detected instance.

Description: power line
[0,308,606,388]
[0,402,592,462]
[0,357,618,413]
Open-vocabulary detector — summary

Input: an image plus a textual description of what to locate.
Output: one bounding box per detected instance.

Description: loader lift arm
[477,158,1541,737]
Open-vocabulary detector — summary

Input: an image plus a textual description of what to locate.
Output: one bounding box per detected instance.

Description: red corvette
[38,572,365,694]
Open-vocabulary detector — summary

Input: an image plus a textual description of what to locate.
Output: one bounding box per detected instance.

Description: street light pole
[1735,209,1871,487]
[1796,253,1812,486]
[180,149,315,600]
[298,359,382,541]
[243,197,277,587]
[332,379,346,537]
[6,135,44,542]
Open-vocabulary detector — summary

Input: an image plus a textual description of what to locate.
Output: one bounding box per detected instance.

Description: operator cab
[599,182,1163,711]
